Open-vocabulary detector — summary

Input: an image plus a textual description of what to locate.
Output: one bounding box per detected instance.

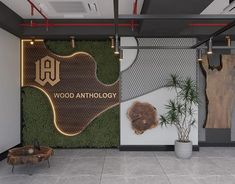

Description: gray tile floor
[1,148,235,184]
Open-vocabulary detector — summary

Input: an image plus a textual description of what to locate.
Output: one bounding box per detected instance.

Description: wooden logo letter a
[35,56,60,86]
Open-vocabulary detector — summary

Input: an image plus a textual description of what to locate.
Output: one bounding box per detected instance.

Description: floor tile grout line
[154,153,172,184]
[52,176,61,184]
[99,150,107,184]
[2,149,235,183]
[55,156,75,182]
[206,157,234,176]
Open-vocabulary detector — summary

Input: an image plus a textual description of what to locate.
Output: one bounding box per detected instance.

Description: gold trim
[21,39,44,86]
[22,39,119,86]
[22,39,44,42]
[21,40,24,86]
[41,40,119,86]
[24,85,119,136]
[21,39,119,137]
[24,85,79,136]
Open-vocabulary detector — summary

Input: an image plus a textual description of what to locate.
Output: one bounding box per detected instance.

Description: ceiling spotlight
[207,37,213,55]
[110,36,115,48]
[197,49,203,61]
[70,36,75,48]
[30,39,34,45]
[114,34,119,55]
[225,35,231,47]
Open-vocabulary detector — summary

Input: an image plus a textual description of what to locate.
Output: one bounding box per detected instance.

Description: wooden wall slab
[200,55,235,128]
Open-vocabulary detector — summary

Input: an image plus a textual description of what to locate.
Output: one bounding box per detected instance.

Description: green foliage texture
[22,40,120,148]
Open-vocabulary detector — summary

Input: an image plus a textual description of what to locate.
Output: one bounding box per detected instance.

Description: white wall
[121,88,198,145]
[120,37,198,146]
[120,37,138,71]
[0,28,20,154]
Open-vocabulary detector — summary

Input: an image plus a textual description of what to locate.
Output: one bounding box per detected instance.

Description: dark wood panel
[23,41,119,136]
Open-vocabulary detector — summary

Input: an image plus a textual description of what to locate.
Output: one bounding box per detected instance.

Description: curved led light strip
[26,85,77,136]
[21,39,44,86]
[22,40,78,136]
[21,39,119,136]
[42,41,119,86]
[26,85,119,136]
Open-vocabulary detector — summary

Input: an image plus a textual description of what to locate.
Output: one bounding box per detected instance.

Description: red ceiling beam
[20,22,139,27]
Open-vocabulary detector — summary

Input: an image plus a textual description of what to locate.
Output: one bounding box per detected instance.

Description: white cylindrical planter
[174,140,192,159]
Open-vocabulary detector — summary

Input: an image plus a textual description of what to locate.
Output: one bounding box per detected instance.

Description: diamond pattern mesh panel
[121,38,197,102]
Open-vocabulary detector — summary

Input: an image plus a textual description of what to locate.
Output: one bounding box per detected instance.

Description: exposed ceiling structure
[0,0,144,19]
[1,0,235,40]
[139,0,214,36]
[201,0,233,14]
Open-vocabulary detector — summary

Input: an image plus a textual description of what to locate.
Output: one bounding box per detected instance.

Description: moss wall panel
[22,40,120,148]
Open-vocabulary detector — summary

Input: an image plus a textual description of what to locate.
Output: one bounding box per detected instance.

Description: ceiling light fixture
[207,37,213,55]
[70,36,75,48]
[30,39,34,45]
[197,49,203,61]
[114,34,119,55]
[119,49,123,61]
[225,35,231,47]
[110,36,115,48]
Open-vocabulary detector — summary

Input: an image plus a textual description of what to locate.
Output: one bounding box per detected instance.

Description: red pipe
[25,0,138,29]
[189,23,228,27]
[20,23,139,27]
[133,0,138,15]
[132,0,138,31]
[27,0,48,21]
[27,0,49,28]
[31,4,34,16]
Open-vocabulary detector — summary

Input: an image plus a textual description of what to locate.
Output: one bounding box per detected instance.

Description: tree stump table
[7,145,53,174]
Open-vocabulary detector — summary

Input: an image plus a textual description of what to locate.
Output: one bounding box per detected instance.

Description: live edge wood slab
[7,145,53,166]
[127,101,158,134]
[200,55,235,128]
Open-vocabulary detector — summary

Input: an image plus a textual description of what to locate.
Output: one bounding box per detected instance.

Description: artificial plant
[160,74,198,142]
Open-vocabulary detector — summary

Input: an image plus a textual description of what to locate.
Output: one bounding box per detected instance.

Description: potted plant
[160,74,198,159]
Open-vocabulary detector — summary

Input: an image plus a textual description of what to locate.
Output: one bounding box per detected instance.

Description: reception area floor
[0,147,235,184]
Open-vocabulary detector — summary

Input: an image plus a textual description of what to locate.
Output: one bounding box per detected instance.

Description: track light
[207,37,213,55]
[197,49,203,61]
[114,34,119,55]
[119,49,123,61]
[70,36,75,48]
[225,35,231,47]
[110,36,115,48]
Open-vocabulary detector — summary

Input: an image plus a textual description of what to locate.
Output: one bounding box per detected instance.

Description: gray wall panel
[198,62,206,141]
[230,42,235,141]
[121,38,197,102]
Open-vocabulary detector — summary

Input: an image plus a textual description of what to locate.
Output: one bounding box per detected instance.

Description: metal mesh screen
[121,38,197,102]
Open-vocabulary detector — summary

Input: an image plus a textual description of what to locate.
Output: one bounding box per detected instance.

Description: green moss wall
[22,40,120,148]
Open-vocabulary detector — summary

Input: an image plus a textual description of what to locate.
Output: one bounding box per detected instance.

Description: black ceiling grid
[1,0,235,44]
[0,2,23,37]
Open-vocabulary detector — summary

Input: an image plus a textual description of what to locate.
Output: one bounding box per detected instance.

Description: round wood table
[7,145,53,174]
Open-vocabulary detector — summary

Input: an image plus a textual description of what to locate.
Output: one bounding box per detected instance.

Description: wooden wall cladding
[22,40,119,136]
[200,55,235,128]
